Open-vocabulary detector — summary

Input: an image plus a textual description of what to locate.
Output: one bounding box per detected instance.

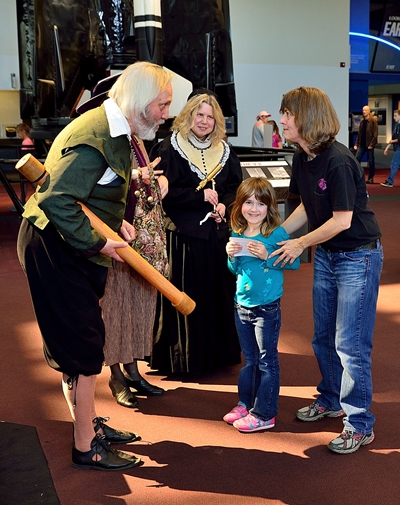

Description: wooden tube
[195,163,222,191]
[15,154,195,315]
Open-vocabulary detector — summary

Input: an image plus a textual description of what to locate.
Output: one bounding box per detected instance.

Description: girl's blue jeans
[312,242,383,434]
[234,299,281,421]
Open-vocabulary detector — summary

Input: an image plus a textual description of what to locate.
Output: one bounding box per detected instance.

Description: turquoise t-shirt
[227,226,300,308]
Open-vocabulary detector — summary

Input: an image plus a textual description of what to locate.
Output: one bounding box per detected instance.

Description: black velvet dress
[150,132,243,373]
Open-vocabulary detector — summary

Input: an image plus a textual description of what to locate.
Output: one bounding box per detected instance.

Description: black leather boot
[109,377,139,408]
[123,375,165,396]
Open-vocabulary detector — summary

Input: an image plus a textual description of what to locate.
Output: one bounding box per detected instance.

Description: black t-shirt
[289,141,381,251]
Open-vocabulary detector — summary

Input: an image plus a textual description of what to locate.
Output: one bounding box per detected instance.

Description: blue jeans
[312,242,383,434]
[387,149,400,185]
[355,146,375,179]
[234,300,281,421]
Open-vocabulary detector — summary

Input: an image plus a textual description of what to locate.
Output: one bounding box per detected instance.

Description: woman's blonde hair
[230,178,281,237]
[108,61,172,120]
[280,86,340,155]
[172,93,226,145]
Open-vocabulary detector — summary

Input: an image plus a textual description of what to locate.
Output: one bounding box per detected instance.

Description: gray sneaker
[328,430,375,454]
[381,181,393,187]
[296,401,344,422]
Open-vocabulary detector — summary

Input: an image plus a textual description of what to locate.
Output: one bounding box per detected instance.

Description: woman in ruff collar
[150,91,242,373]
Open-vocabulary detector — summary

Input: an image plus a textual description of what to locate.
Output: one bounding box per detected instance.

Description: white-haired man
[17,61,172,471]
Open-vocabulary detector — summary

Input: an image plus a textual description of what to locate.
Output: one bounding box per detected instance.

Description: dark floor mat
[0,422,60,505]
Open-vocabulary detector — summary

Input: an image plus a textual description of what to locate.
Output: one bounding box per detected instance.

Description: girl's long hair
[230,178,281,237]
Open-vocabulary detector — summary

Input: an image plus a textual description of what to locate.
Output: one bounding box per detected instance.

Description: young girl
[268,120,283,149]
[16,123,35,150]
[224,177,300,432]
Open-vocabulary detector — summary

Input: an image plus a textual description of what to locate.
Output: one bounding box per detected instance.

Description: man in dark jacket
[354,105,378,184]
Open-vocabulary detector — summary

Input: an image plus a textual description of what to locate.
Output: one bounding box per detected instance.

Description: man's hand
[137,156,162,182]
[100,239,129,262]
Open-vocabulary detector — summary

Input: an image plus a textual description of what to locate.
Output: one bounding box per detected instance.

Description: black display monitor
[370,3,400,73]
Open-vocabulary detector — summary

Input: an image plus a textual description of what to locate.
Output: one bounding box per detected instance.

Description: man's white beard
[134,113,164,141]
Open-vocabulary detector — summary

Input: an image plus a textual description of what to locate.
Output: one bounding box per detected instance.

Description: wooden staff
[15,153,195,315]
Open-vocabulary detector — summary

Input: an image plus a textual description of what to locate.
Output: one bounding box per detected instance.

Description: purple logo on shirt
[318,178,327,191]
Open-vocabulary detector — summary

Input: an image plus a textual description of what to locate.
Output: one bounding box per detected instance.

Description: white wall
[0,3,19,90]
[229,0,350,146]
[0,3,21,134]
